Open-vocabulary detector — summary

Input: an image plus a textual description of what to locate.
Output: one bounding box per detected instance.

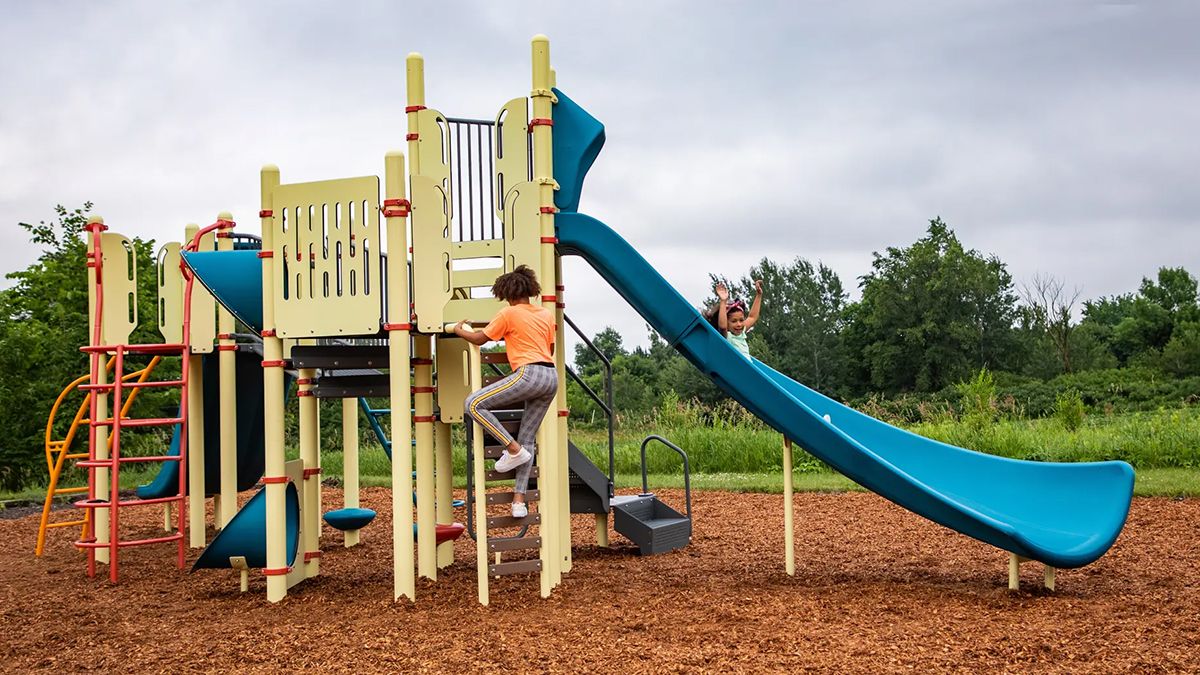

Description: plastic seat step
[487,536,542,553]
[485,490,539,505]
[488,559,542,577]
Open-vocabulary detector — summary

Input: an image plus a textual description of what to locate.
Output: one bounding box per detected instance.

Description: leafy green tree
[0,204,166,491]
[845,217,1021,393]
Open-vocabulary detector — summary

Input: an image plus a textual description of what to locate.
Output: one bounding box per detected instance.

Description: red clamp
[215,219,235,229]
[262,566,292,576]
[261,329,276,338]
[540,236,558,244]
[304,551,322,561]
[405,105,426,113]
[540,206,559,214]
[218,333,233,340]
[541,295,557,302]
[218,344,238,352]
[259,209,273,218]
[261,359,289,368]
[528,118,553,132]
[556,285,564,291]
[412,386,436,394]
[556,303,565,309]
[411,358,434,366]
[406,133,419,141]
[262,476,289,485]
[303,468,322,479]
[296,378,313,386]
[382,199,411,218]
[257,251,274,259]
[557,410,569,418]
[384,322,412,331]
[297,390,312,397]
[413,415,435,423]
[216,232,233,238]
[84,222,109,233]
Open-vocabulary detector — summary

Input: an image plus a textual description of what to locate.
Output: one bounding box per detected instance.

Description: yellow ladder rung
[52,486,90,495]
[64,453,89,460]
[46,520,88,529]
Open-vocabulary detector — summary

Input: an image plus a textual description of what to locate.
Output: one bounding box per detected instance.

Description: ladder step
[79,379,184,392]
[51,486,89,495]
[487,536,542,553]
[485,466,539,482]
[488,559,542,577]
[91,416,184,428]
[487,513,540,530]
[485,490,539,505]
[46,519,89,529]
[483,445,506,459]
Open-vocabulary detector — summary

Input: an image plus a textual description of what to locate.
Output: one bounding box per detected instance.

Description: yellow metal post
[298,368,320,578]
[469,345,489,605]
[434,419,454,568]
[554,255,571,573]
[184,223,207,549]
[216,212,237,529]
[783,437,795,576]
[531,34,562,594]
[414,337,436,580]
[384,150,415,602]
[342,397,360,548]
[260,165,289,603]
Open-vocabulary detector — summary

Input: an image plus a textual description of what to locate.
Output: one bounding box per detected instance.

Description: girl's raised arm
[745,279,763,329]
[715,282,730,335]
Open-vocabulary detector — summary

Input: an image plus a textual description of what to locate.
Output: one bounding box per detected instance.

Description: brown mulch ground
[2,488,1198,673]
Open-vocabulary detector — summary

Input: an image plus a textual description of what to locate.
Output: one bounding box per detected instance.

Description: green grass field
[7,406,1200,507]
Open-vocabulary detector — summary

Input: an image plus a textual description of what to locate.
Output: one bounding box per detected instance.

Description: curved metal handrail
[639,434,692,521]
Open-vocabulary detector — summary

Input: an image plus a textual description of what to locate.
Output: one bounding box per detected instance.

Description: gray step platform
[610,494,692,556]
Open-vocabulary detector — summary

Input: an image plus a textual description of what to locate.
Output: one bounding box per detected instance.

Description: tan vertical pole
[1008,553,1020,591]
[405,50,438,583]
[216,212,237,529]
[783,437,795,576]
[554,256,571,573]
[342,397,360,548]
[469,346,489,605]
[184,223,207,549]
[384,150,415,602]
[87,219,111,565]
[434,419,454,568]
[298,368,319,577]
[531,34,562,593]
[260,165,289,603]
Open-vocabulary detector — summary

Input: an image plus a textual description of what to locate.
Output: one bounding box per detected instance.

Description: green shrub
[1054,389,1086,431]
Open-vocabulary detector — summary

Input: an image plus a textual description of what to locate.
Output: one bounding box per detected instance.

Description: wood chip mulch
[2,488,1197,673]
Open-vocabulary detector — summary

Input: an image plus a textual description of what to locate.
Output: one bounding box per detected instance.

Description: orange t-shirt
[482,303,556,369]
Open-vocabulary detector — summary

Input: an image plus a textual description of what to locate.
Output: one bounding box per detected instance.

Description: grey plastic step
[567,441,611,515]
[611,494,692,556]
[489,559,542,577]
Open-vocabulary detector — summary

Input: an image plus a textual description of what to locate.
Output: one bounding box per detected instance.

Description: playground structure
[44,35,1135,604]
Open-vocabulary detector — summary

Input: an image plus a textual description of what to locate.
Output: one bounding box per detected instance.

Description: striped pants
[464,364,558,494]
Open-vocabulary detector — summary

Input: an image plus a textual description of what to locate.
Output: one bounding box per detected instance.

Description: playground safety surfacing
[5,488,1198,673]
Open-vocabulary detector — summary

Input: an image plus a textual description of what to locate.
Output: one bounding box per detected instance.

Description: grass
[8,404,1200,505]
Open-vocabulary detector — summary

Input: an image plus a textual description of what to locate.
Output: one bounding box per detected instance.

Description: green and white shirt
[726,330,751,358]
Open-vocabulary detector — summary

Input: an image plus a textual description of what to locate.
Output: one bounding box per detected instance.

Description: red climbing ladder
[74,217,231,581]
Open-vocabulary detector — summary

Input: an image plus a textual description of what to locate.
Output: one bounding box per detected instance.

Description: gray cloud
[2,1,1196,352]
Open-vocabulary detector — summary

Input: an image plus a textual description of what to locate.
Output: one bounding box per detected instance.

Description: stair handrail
[639,434,692,521]
[563,314,614,487]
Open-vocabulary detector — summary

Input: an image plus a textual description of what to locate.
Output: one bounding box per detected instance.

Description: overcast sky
[2,1,1197,350]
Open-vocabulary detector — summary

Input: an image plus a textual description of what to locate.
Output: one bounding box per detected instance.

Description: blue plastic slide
[556,212,1134,568]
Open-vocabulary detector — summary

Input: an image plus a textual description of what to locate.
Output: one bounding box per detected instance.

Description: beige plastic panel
[415,109,452,219]
[494,98,530,222]
[411,174,452,334]
[451,266,505,289]
[271,176,382,338]
[502,180,544,277]
[453,239,504,259]
[189,231,218,353]
[87,232,138,346]
[157,243,183,344]
[436,336,470,423]
[444,297,506,320]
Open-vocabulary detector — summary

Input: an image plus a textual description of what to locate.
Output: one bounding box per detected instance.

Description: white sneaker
[494,446,532,473]
[511,501,528,518]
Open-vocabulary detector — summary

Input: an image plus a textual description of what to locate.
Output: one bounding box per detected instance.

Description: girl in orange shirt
[455,266,558,518]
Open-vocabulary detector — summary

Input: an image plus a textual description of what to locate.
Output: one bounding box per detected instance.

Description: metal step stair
[610,494,692,556]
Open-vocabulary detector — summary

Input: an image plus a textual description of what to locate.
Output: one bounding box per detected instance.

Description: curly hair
[491,265,542,302]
